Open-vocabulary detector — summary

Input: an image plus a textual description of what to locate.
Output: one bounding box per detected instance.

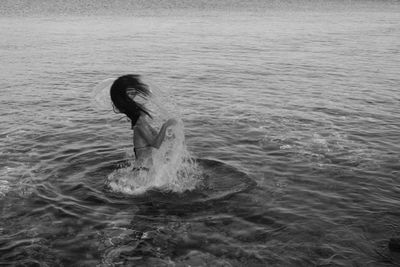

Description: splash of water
[100,77,202,195]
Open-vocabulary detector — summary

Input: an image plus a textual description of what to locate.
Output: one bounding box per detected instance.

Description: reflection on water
[1,1,400,266]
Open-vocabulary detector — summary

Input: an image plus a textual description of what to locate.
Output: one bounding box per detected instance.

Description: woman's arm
[136,119,176,149]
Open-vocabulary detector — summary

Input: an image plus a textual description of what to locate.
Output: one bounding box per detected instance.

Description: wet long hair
[110,74,152,127]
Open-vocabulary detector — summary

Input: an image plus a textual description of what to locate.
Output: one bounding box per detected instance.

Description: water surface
[1,1,400,266]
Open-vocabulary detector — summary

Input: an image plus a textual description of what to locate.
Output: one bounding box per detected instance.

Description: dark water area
[1,1,400,266]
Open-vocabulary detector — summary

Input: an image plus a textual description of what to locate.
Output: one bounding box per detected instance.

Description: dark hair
[110,74,152,127]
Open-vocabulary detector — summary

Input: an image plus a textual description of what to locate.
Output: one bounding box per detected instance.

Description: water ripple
[1,7,400,266]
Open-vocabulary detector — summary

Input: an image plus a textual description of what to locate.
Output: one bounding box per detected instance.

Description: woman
[110,74,176,167]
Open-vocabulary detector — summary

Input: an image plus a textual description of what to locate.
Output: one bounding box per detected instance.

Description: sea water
[1,1,400,266]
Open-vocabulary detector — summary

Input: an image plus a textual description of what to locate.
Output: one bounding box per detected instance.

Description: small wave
[266,127,380,170]
[0,180,11,197]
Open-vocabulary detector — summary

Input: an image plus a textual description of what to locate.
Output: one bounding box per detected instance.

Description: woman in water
[110,74,176,168]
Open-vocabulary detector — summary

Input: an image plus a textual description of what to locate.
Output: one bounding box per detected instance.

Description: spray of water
[93,77,202,195]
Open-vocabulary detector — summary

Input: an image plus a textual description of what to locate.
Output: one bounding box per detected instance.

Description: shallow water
[1,1,400,266]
